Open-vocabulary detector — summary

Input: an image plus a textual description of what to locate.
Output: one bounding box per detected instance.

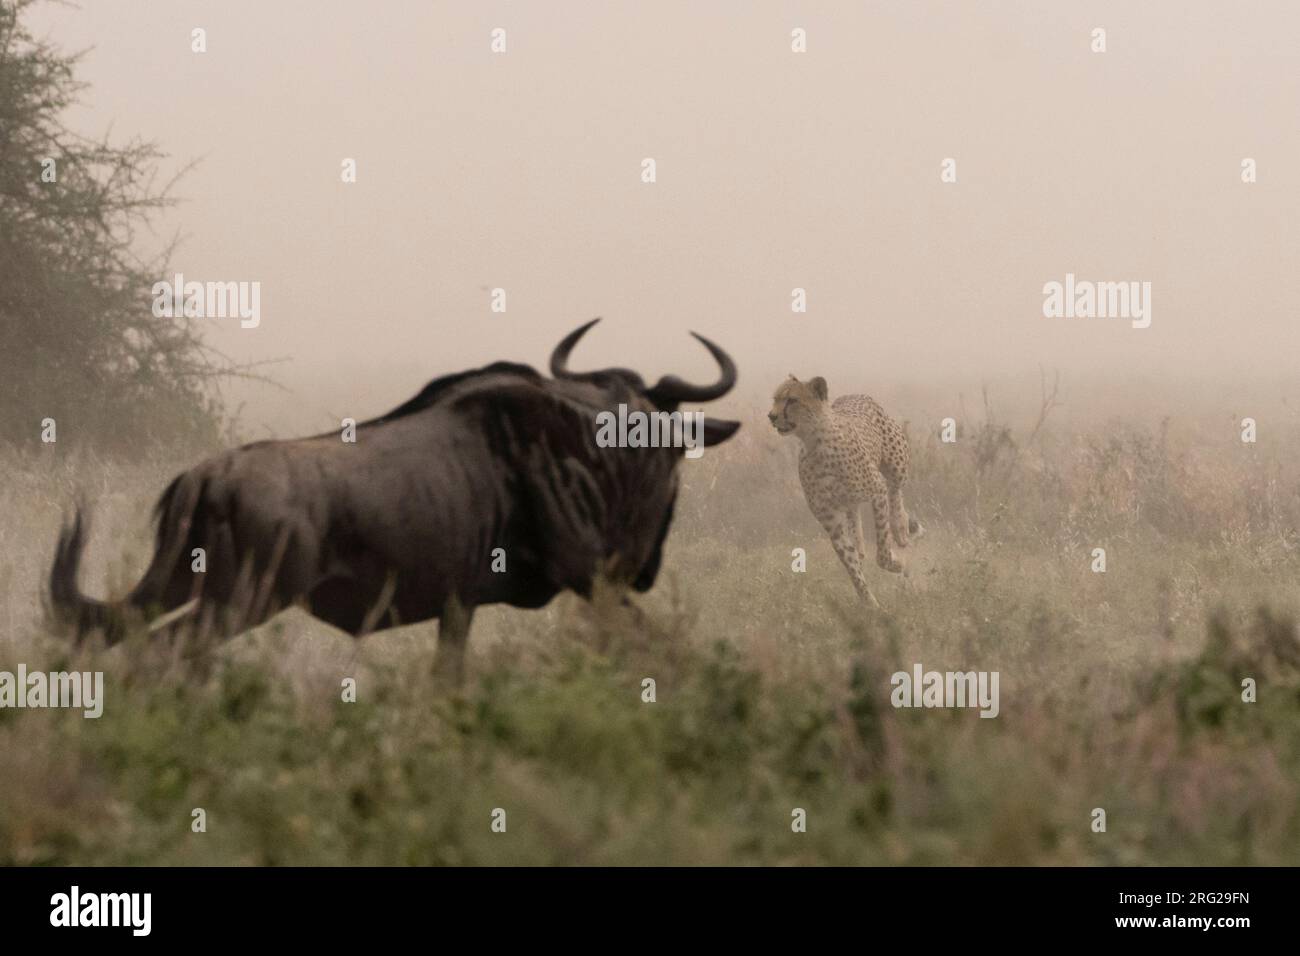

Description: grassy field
[3,381,1300,865]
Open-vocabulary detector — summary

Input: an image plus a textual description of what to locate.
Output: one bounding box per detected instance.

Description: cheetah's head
[768,375,828,436]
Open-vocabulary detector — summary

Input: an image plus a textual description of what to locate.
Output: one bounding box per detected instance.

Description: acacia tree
[0,0,224,449]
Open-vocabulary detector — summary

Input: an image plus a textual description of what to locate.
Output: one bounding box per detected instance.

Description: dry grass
[3,379,1299,864]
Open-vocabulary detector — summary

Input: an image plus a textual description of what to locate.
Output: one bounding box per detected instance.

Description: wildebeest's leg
[307,577,371,635]
[247,522,295,625]
[196,518,318,637]
[305,569,402,637]
[358,573,399,635]
[433,597,475,687]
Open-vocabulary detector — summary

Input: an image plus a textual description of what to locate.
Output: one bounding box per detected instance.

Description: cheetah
[769,375,922,607]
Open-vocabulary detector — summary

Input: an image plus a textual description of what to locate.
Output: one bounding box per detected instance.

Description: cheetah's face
[768,376,828,436]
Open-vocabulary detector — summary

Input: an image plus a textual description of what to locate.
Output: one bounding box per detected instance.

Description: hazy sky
[27,1,1300,433]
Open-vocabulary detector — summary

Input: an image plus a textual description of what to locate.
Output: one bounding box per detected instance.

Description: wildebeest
[49,319,740,681]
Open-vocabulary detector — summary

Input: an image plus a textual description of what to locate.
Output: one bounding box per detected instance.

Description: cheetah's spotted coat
[769,375,921,607]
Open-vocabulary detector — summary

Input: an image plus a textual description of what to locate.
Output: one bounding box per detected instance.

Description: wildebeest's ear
[702,417,741,446]
[809,376,828,401]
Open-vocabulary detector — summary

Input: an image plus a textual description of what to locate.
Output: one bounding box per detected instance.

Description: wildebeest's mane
[374,364,647,432]
[365,361,543,425]
[144,361,570,532]
[146,360,641,528]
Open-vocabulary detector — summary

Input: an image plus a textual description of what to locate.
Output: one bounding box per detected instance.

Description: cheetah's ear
[809,376,828,401]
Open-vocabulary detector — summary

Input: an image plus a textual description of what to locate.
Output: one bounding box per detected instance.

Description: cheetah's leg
[816,508,881,608]
[886,481,911,549]
[867,467,904,573]
[881,446,912,549]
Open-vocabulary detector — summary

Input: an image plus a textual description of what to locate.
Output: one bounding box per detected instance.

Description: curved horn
[645,331,738,404]
[550,318,601,379]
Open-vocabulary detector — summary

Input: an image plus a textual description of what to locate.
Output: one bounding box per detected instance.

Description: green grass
[3,395,1300,865]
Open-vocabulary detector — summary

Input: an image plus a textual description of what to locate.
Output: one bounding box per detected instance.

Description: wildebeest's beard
[549,317,741,449]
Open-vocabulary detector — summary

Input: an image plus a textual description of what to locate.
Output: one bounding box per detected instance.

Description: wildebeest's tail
[49,475,199,645]
[49,508,131,643]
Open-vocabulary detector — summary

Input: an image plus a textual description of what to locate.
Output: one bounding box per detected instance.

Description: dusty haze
[28,1,1300,436]
[8,2,1300,869]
